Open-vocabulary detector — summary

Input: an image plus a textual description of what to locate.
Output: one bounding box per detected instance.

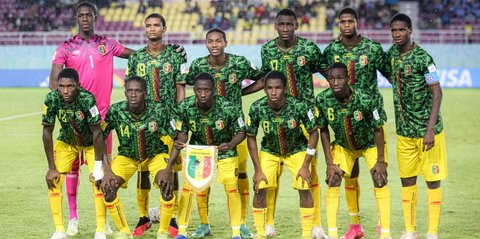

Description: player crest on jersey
[75,111,85,120]
[405,65,411,76]
[360,55,368,66]
[215,120,225,130]
[98,45,106,55]
[297,56,306,66]
[163,63,171,74]
[287,119,297,129]
[354,111,363,121]
[432,165,439,174]
[229,74,237,83]
[148,122,157,132]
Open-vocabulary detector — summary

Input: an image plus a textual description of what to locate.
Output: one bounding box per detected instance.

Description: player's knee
[330,174,342,187]
[426,180,441,189]
[253,188,267,208]
[401,176,417,187]
[104,190,117,202]
[298,189,313,207]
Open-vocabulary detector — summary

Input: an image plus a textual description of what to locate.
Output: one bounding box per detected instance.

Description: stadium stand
[0,0,478,45]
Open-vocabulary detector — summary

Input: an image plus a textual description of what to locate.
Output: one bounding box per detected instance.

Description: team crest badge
[287,119,297,129]
[360,55,368,66]
[163,63,171,74]
[215,120,225,130]
[148,122,157,132]
[297,56,306,66]
[75,111,84,120]
[98,45,106,55]
[405,65,411,76]
[182,145,218,192]
[432,165,439,174]
[229,74,237,83]
[354,111,363,121]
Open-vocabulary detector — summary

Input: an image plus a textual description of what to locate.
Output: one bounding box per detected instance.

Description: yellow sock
[105,197,130,234]
[311,169,322,227]
[427,187,442,235]
[158,194,176,234]
[173,190,179,219]
[253,207,267,237]
[177,187,194,236]
[300,207,314,239]
[137,188,150,218]
[402,185,418,233]
[374,186,391,238]
[196,188,210,224]
[345,177,360,224]
[48,174,65,232]
[225,184,241,237]
[93,182,106,232]
[237,177,250,224]
[326,186,340,238]
[266,187,278,226]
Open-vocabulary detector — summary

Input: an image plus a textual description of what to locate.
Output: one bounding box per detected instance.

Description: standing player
[49,2,133,236]
[247,71,318,239]
[316,63,391,239]
[319,7,390,239]
[42,68,107,239]
[181,28,261,239]
[251,8,326,238]
[124,13,187,237]
[386,13,447,239]
[158,73,246,239]
[100,76,178,239]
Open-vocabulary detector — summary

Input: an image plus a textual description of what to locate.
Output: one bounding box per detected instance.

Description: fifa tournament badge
[98,45,106,55]
[182,145,218,192]
[163,63,171,74]
[229,74,237,83]
[215,120,225,130]
[354,111,363,121]
[297,56,306,66]
[148,122,157,132]
[287,119,297,129]
[360,55,368,66]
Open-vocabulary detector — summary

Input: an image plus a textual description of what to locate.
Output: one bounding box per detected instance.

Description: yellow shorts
[54,140,96,173]
[160,135,182,172]
[332,144,389,177]
[397,131,448,181]
[110,153,170,188]
[259,151,311,190]
[237,139,248,173]
[217,157,239,185]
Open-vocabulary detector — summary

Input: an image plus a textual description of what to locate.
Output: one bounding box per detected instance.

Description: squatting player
[316,63,391,239]
[319,7,390,239]
[124,13,186,237]
[386,13,447,239]
[246,71,318,239]
[158,73,246,239]
[42,68,107,239]
[100,76,178,239]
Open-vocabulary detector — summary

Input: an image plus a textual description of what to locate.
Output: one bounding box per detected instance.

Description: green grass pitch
[0,88,478,238]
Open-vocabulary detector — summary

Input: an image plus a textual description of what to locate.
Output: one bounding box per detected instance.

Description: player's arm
[247,134,267,192]
[119,47,134,59]
[43,124,59,190]
[49,63,63,90]
[159,131,187,197]
[297,128,318,188]
[242,76,264,95]
[424,83,442,151]
[370,126,387,187]
[176,83,186,102]
[319,126,341,186]
[100,116,118,192]
[218,107,246,151]
[90,123,106,183]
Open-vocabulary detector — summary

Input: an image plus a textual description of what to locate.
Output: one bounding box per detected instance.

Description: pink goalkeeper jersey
[53,34,125,118]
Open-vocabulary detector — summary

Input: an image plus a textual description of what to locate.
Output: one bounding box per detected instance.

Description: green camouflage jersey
[247,96,317,156]
[42,87,101,146]
[386,43,443,138]
[176,96,246,159]
[261,37,323,106]
[185,53,262,105]
[125,45,186,107]
[316,88,384,150]
[321,36,389,120]
[102,101,176,161]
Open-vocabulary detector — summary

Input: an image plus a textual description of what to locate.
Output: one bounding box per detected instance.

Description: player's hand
[101,171,118,194]
[296,165,312,188]
[370,160,388,187]
[46,169,60,190]
[156,169,174,198]
[169,44,187,63]
[325,164,343,187]
[422,129,435,151]
[217,142,232,152]
[252,170,268,193]
[173,140,186,150]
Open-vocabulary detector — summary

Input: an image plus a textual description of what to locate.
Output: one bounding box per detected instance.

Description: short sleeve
[52,45,67,65]
[83,95,102,125]
[184,60,198,85]
[157,104,178,138]
[125,53,136,79]
[423,58,440,85]
[108,38,126,57]
[365,98,384,129]
[42,93,57,125]
[300,102,318,132]
[315,93,328,128]
[246,104,260,136]
[102,107,116,139]
[241,56,262,81]
[229,103,246,135]
[175,101,189,132]
[307,42,324,73]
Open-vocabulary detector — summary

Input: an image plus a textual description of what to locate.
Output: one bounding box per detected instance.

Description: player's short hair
[328,62,348,77]
[76,1,97,15]
[276,8,297,21]
[124,76,147,91]
[145,13,166,27]
[58,68,79,84]
[338,7,358,20]
[194,72,215,88]
[206,28,227,41]
[390,13,412,29]
[264,71,287,87]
